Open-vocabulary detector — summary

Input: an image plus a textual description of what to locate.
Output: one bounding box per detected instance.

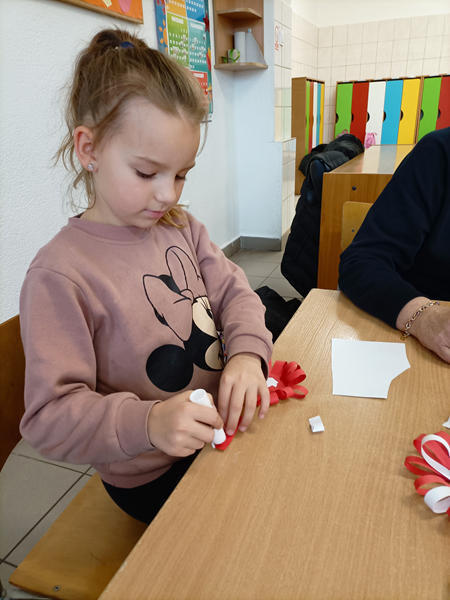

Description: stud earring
[87,162,96,172]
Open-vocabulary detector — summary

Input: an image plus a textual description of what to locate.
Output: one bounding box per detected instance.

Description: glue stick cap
[212,427,226,445]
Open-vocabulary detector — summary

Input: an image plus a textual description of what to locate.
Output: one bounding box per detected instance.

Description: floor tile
[238,261,278,278]
[0,454,82,559]
[246,276,266,291]
[13,440,90,474]
[262,277,302,299]
[6,475,91,565]
[268,265,287,279]
[230,250,284,263]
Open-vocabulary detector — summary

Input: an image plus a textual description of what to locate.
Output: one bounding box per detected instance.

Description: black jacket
[281,134,364,298]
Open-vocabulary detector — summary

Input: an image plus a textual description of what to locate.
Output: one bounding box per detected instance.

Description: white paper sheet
[443,417,450,429]
[309,416,324,432]
[331,339,410,399]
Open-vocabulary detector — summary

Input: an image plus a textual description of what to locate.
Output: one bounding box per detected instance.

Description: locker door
[312,82,318,148]
[335,83,353,137]
[350,81,369,144]
[366,81,386,144]
[381,79,403,145]
[417,76,441,141]
[305,80,310,155]
[316,82,322,147]
[308,82,314,151]
[398,78,421,143]
[436,75,450,130]
[319,82,325,144]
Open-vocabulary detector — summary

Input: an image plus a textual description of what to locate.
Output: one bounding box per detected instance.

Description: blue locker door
[381,79,403,145]
[316,83,321,146]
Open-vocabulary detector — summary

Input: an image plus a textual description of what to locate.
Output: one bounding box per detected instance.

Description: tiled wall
[274,0,296,238]
[292,13,450,143]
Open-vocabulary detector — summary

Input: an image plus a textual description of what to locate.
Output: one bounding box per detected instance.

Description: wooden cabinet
[212,0,267,71]
[291,77,325,194]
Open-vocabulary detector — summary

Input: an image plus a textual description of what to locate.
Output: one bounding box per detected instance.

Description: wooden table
[318,144,414,290]
[100,290,450,600]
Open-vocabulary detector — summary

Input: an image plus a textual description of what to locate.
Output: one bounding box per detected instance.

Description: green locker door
[334,83,353,138]
[417,76,442,141]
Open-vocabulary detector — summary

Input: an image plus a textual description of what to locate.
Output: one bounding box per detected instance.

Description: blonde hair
[56,28,208,227]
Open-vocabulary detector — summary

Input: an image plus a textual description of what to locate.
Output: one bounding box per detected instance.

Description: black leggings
[102,451,200,525]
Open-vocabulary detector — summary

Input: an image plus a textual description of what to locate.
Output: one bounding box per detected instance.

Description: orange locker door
[350,81,370,144]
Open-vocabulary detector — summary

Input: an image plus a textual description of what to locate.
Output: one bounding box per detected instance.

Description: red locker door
[350,81,370,144]
[436,76,450,130]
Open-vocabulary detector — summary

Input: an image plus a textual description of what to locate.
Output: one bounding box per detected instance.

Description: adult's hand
[397,297,450,363]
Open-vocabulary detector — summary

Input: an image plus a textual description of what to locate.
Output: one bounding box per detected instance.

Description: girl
[19,29,273,524]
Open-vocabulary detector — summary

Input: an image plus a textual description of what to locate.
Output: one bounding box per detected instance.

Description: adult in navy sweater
[339,128,450,363]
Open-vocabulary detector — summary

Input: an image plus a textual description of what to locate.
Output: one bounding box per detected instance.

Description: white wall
[0,0,238,322]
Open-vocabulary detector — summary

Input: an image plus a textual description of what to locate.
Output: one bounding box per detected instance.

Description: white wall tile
[377,41,393,63]
[333,25,348,46]
[331,65,346,83]
[319,26,333,48]
[274,0,282,24]
[411,16,428,38]
[274,21,282,66]
[361,42,377,64]
[346,44,362,66]
[378,19,395,42]
[318,46,332,68]
[439,56,450,72]
[445,14,450,36]
[422,58,440,75]
[363,21,379,43]
[427,14,445,37]
[345,64,360,81]
[442,35,450,58]
[408,38,426,61]
[275,65,282,107]
[284,30,292,69]
[348,23,363,45]
[424,36,443,59]
[392,39,409,62]
[394,18,412,40]
[391,60,407,78]
[360,63,376,79]
[375,62,391,79]
[332,45,347,67]
[275,107,282,141]
[406,59,423,77]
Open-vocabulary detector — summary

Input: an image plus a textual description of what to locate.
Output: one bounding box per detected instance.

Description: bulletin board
[52,0,143,24]
[155,0,213,115]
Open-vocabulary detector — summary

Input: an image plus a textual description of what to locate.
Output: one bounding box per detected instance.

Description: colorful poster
[51,0,143,23]
[155,0,213,115]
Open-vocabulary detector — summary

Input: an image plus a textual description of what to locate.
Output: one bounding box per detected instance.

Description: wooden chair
[341,201,373,252]
[1,316,147,600]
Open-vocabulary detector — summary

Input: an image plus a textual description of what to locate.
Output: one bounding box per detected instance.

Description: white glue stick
[190,389,226,448]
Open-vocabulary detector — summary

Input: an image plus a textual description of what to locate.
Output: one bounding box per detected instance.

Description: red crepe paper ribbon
[214,360,308,451]
[405,431,450,517]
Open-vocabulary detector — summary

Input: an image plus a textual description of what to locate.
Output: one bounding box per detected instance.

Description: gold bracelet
[400,301,440,340]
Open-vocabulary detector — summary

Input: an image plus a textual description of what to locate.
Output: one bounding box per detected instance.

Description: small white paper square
[443,417,450,429]
[309,416,324,433]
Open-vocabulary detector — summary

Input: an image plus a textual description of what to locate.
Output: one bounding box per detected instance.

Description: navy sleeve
[338,129,450,329]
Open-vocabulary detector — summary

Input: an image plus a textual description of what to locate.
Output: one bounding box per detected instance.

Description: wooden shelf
[215,62,268,71]
[213,0,265,71]
[216,8,263,20]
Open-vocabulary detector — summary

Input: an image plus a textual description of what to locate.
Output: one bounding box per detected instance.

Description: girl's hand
[147,390,224,457]
[218,352,269,436]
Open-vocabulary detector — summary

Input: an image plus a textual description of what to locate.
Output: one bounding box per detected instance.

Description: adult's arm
[339,130,450,329]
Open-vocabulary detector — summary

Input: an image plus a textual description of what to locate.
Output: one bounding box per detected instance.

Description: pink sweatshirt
[19,213,273,488]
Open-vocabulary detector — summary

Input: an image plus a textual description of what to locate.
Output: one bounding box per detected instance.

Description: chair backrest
[0,315,25,470]
[341,201,373,252]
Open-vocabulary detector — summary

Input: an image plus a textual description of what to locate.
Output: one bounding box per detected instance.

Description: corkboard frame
[52,0,144,25]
